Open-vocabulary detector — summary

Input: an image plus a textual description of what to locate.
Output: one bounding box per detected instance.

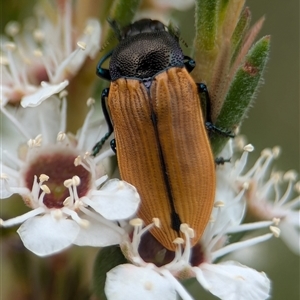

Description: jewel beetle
[93,19,217,251]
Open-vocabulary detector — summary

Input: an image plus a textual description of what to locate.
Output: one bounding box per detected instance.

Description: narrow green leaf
[230,7,251,65]
[194,0,218,51]
[93,246,127,300]
[193,0,219,83]
[217,0,230,27]
[211,36,271,154]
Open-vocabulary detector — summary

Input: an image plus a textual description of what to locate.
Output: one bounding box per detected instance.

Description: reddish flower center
[24,150,91,209]
[137,232,205,267]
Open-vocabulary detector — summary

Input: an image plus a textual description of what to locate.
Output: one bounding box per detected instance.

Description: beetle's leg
[92,88,114,156]
[110,139,116,153]
[197,83,235,138]
[96,51,113,81]
[184,56,196,73]
[215,157,231,165]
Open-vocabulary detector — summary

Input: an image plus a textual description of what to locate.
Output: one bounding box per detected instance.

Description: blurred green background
[1,1,299,299]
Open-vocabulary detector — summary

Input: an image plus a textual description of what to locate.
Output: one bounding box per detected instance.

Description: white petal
[105,264,177,300]
[89,179,140,220]
[0,174,18,199]
[195,261,271,300]
[74,215,121,246]
[21,80,69,108]
[15,96,62,139]
[17,214,79,256]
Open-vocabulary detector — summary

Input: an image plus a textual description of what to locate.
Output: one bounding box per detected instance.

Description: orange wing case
[108,67,215,251]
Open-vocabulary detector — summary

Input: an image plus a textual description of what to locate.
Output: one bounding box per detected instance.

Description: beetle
[93,19,221,251]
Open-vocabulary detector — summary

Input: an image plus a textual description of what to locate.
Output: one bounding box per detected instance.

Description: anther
[243,144,254,152]
[152,218,160,227]
[59,90,68,98]
[87,97,95,106]
[39,174,49,183]
[272,146,281,158]
[269,226,280,238]
[27,139,34,148]
[34,134,42,146]
[214,201,225,207]
[53,209,63,220]
[261,148,272,157]
[57,132,66,141]
[283,170,298,182]
[77,41,86,50]
[72,176,81,186]
[271,172,282,183]
[294,181,300,193]
[41,184,51,194]
[5,21,20,36]
[173,237,184,245]
[187,227,195,238]
[83,152,90,159]
[74,156,82,166]
[242,182,250,190]
[130,218,143,227]
[64,179,73,188]
[33,29,45,42]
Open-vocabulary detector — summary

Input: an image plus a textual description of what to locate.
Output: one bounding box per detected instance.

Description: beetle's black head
[109,19,184,81]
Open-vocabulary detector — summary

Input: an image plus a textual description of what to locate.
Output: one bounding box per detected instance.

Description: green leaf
[193,0,219,83]
[93,246,128,300]
[217,0,230,27]
[211,36,271,154]
[230,7,251,65]
[194,0,218,51]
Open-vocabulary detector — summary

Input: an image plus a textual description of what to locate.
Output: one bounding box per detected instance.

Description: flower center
[23,150,91,208]
[138,231,175,267]
[137,231,205,267]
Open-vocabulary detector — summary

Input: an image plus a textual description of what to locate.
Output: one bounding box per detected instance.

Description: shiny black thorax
[109,19,185,81]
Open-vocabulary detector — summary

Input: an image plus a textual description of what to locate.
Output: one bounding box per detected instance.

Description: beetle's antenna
[107,18,122,40]
[168,21,188,48]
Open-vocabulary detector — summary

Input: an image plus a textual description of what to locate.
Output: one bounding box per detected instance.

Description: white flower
[1,0,101,107]
[231,138,300,255]
[0,95,140,256]
[104,144,278,300]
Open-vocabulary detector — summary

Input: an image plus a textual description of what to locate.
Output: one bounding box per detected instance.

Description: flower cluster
[1,95,141,256]
[1,0,100,107]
